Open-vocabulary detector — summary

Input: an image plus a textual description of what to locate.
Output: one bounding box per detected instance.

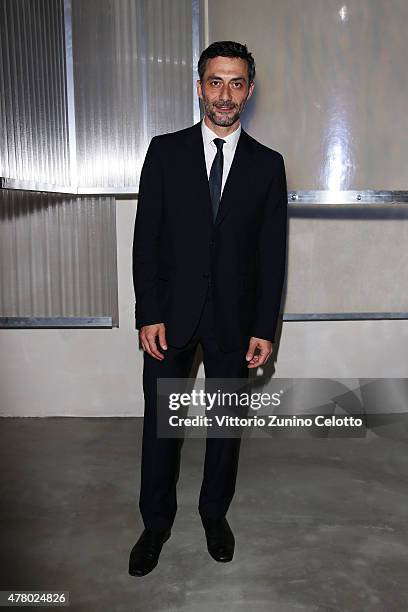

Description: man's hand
[246,337,273,369]
[140,323,167,360]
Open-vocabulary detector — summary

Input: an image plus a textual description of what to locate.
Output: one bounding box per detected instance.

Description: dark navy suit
[132,120,287,530]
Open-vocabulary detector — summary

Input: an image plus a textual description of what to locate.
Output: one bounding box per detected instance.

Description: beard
[201,95,247,127]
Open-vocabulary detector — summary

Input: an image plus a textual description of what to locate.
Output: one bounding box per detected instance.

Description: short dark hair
[198,41,256,84]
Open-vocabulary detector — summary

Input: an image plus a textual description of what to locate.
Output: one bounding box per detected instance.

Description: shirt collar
[201,117,241,150]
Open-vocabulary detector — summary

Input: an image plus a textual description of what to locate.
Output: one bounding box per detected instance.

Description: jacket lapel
[184,122,213,227]
[184,120,253,227]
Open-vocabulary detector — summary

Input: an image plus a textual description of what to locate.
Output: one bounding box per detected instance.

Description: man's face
[197,56,254,128]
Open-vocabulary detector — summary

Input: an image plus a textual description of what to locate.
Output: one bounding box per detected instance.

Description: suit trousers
[139,285,249,531]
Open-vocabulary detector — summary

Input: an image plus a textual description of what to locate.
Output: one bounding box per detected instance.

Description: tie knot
[213,138,225,151]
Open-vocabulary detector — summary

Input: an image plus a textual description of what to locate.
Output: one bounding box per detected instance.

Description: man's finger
[146,333,164,360]
[141,336,156,359]
[246,338,273,368]
[256,347,271,366]
[247,354,260,369]
[246,339,258,361]
[158,326,168,351]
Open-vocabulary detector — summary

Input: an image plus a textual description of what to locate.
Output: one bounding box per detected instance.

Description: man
[129,41,287,576]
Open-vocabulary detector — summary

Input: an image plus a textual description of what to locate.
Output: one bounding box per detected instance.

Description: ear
[197,79,203,100]
[247,81,255,100]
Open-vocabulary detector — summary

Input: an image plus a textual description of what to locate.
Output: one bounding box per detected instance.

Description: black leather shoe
[128,528,171,577]
[201,516,235,562]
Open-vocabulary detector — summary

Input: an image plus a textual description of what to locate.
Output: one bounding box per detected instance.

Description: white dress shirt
[201,118,241,196]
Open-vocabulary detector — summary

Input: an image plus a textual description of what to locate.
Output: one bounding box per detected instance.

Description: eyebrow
[206,75,246,82]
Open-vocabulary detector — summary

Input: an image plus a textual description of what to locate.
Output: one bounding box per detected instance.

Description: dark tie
[209,138,226,222]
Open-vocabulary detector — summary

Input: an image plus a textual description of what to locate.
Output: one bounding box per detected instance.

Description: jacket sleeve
[132,136,163,329]
[251,153,288,342]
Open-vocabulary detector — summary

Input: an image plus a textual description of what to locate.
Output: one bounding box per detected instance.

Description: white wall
[275,320,408,378]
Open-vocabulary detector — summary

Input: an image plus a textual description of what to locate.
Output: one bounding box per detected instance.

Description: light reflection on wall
[320,96,354,194]
[338,5,349,23]
[318,4,354,195]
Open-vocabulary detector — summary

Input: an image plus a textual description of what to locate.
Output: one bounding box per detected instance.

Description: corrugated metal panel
[0,190,118,326]
[0,0,71,186]
[1,0,198,192]
[72,0,194,190]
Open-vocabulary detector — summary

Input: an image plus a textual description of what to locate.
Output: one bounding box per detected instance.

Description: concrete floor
[1,418,408,612]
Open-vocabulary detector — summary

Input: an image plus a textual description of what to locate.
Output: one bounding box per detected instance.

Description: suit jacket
[132,120,288,352]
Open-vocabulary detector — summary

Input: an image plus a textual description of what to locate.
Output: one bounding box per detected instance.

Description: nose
[219,82,231,99]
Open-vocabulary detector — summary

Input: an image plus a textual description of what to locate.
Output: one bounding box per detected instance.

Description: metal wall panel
[1,0,198,192]
[72,0,195,190]
[0,190,118,326]
[0,0,70,186]
[208,0,408,191]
